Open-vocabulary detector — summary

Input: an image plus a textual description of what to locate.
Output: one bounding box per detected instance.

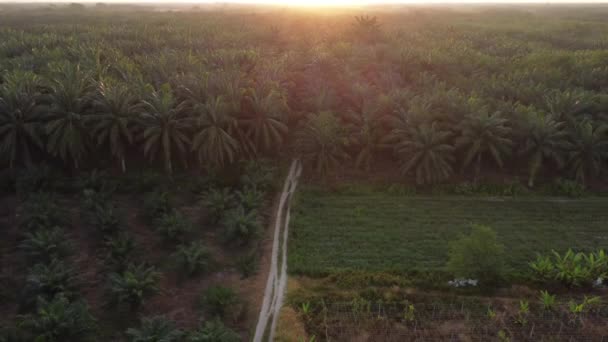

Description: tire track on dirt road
[254,159,301,342]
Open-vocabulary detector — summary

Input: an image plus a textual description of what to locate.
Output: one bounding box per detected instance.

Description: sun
[251,0,370,7]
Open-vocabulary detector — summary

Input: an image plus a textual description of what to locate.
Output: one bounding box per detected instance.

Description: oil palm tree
[190,95,240,168]
[45,64,94,169]
[456,111,512,182]
[295,111,349,176]
[567,120,608,185]
[347,101,386,171]
[0,71,45,168]
[138,84,190,176]
[390,121,455,185]
[89,81,138,172]
[239,88,288,156]
[518,109,570,187]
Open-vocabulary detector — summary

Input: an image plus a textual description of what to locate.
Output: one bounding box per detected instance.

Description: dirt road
[253,159,302,342]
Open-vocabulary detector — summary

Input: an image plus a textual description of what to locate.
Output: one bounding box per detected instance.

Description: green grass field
[288,188,608,276]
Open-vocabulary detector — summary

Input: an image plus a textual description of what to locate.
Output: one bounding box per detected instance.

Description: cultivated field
[290,187,608,276]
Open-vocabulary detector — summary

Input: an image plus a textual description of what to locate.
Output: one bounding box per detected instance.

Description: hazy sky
[3,0,608,3]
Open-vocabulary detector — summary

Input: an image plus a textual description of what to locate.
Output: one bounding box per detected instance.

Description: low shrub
[19,227,71,263]
[108,263,160,308]
[155,210,192,242]
[187,319,240,342]
[221,206,260,245]
[125,316,183,342]
[530,249,607,287]
[545,178,585,198]
[173,242,212,277]
[19,294,96,342]
[386,184,417,196]
[446,224,506,285]
[200,286,240,320]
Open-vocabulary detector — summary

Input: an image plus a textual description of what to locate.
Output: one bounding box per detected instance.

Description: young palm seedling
[125,316,183,342]
[19,227,71,263]
[201,187,235,224]
[187,318,240,342]
[155,210,192,242]
[514,300,529,326]
[108,263,160,309]
[539,290,557,311]
[173,242,212,277]
[20,294,96,342]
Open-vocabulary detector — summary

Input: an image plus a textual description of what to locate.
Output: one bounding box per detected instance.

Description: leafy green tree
[240,88,288,156]
[447,224,506,285]
[190,95,239,168]
[89,81,138,172]
[45,64,94,169]
[390,121,455,185]
[567,120,608,185]
[138,84,190,176]
[518,108,570,187]
[295,111,349,176]
[456,109,512,182]
[0,71,45,168]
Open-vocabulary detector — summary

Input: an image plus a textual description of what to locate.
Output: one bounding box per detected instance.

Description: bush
[530,249,607,287]
[18,192,67,231]
[23,259,78,304]
[553,178,585,198]
[200,286,240,320]
[187,319,240,342]
[108,263,160,308]
[20,294,96,342]
[446,224,506,285]
[125,316,183,342]
[221,206,260,245]
[173,242,212,277]
[201,188,235,224]
[155,210,192,242]
[142,190,172,221]
[104,232,136,271]
[19,227,71,263]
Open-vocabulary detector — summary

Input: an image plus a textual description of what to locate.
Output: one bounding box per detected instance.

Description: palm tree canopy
[138,83,190,175]
[190,95,240,168]
[0,71,46,167]
[295,110,349,176]
[45,64,94,168]
[391,120,455,185]
[567,120,608,184]
[456,109,512,170]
